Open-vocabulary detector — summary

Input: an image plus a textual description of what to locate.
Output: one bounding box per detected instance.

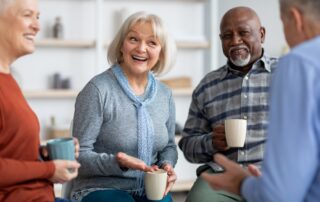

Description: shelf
[23,88,192,99]
[36,39,208,49]
[171,180,195,192]
[36,39,96,48]
[176,40,210,49]
[23,90,78,99]
[105,0,206,1]
[172,88,193,96]
[104,40,209,50]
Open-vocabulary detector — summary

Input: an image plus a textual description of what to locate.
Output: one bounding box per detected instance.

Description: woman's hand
[162,163,177,196]
[39,145,49,161]
[116,152,153,172]
[49,160,81,184]
[40,137,80,160]
[73,137,80,159]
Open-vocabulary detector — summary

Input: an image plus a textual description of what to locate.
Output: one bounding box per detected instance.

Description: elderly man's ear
[289,7,304,33]
[260,26,266,43]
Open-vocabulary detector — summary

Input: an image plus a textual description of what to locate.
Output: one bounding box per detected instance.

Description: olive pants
[186,168,245,202]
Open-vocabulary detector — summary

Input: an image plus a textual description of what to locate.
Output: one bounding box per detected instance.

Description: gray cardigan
[71,68,178,197]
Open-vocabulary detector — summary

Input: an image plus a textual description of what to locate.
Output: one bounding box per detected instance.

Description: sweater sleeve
[73,82,124,177]
[0,157,55,187]
[157,92,178,168]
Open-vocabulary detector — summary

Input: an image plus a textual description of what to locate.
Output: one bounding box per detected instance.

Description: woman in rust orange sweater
[0,0,80,201]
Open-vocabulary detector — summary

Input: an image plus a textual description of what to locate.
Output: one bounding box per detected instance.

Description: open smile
[132,55,148,62]
[23,33,36,42]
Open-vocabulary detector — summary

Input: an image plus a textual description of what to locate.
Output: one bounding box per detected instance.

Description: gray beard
[230,54,251,67]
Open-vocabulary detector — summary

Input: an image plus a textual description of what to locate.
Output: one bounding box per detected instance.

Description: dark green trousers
[186,168,245,202]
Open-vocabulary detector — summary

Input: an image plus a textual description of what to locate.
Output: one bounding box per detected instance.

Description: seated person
[70,11,178,202]
[0,0,80,201]
[178,6,278,202]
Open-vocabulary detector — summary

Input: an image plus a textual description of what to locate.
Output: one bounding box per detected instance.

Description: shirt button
[243,116,247,119]
[243,94,247,98]
[244,76,249,80]
[240,151,245,155]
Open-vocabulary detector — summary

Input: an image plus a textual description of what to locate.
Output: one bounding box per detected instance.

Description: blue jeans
[81,190,173,202]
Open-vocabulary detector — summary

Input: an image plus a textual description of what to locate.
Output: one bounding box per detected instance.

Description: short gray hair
[107,11,176,76]
[279,0,320,20]
[0,0,14,14]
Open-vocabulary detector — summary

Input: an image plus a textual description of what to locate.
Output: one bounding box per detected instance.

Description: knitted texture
[112,64,157,195]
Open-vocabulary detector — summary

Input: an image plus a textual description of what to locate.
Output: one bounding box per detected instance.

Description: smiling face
[0,0,40,59]
[220,7,265,69]
[120,21,162,78]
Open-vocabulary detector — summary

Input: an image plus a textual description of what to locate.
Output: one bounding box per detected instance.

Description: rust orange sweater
[0,73,55,202]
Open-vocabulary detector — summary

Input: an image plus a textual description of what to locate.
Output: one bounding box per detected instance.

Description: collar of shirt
[219,50,272,80]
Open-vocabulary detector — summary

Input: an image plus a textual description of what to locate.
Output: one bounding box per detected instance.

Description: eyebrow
[128,29,156,39]
[21,8,40,16]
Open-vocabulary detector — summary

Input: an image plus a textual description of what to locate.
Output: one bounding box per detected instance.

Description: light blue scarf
[112,64,157,195]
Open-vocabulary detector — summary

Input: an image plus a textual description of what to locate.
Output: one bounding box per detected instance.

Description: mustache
[228,45,249,55]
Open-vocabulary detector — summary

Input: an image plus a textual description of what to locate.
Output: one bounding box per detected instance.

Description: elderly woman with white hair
[0,0,80,202]
[71,11,178,202]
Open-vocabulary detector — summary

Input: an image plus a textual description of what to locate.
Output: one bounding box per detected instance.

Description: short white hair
[0,0,14,14]
[107,11,176,76]
[279,0,320,20]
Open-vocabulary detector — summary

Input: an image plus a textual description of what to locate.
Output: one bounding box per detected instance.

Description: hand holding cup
[144,169,168,200]
[46,137,80,183]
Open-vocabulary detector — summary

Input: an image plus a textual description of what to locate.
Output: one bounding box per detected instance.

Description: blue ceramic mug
[47,137,75,160]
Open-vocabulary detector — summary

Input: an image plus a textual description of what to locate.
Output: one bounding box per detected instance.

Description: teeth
[132,55,147,61]
[24,34,35,40]
[230,48,247,55]
[233,49,243,53]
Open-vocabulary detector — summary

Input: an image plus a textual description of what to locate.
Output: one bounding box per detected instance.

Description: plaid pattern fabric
[179,53,278,166]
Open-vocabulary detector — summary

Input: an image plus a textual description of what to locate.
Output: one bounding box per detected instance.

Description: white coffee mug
[144,169,167,200]
[224,119,247,147]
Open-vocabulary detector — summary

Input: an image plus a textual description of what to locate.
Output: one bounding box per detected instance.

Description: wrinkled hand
[40,137,80,160]
[116,152,153,172]
[212,124,229,151]
[73,137,80,159]
[162,164,177,196]
[39,145,49,160]
[50,160,81,184]
[201,154,249,195]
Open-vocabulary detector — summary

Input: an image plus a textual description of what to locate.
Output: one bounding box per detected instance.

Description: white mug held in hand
[144,169,168,200]
[224,119,247,147]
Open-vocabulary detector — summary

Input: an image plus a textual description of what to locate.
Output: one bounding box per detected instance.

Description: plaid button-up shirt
[179,53,278,166]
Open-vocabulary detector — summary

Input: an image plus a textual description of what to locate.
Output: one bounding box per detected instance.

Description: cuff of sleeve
[205,132,215,154]
[157,160,174,168]
[46,161,56,179]
[120,166,129,172]
[111,155,129,174]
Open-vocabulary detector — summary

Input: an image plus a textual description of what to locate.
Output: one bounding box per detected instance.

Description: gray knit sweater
[70,67,178,198]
